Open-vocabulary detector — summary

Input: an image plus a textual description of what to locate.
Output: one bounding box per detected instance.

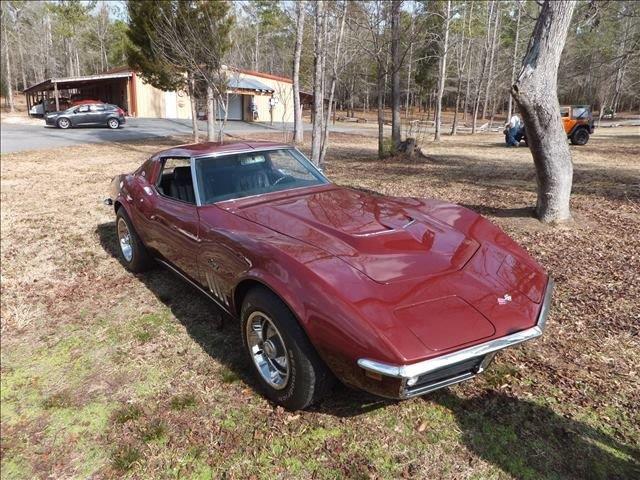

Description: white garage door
[164,91,177,118]
[217,94,242,120]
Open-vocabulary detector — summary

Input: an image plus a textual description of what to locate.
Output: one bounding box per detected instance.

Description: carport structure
[23,70,133,116]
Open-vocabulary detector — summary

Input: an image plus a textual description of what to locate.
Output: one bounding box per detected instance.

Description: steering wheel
[272,174,293,186]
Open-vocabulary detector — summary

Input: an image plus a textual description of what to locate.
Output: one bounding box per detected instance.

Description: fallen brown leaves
[1,127,638,479]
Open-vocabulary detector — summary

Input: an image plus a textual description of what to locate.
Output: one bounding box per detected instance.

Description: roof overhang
[23,72,133,93]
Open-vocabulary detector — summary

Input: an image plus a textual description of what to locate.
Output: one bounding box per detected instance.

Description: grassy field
[1,127,639,479]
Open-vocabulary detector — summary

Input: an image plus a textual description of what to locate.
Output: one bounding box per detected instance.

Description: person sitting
[505,114,524,147]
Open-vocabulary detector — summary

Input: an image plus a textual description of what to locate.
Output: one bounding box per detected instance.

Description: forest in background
[1,0,639,125]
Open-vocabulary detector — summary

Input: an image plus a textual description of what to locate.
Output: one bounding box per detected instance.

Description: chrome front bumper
[357,278,554,398]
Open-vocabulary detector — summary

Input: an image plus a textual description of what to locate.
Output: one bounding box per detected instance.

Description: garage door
[217,94,242,120]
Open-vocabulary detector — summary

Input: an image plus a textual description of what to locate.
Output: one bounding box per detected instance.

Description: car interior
[156,151,324,205]
[157,160,196,204]
[196,151,323,204]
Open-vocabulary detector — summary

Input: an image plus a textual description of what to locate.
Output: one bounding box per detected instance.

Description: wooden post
[54,82,60,111]
[26,92,31,116]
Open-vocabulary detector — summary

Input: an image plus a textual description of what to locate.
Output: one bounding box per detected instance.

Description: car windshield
[195,148,328,204]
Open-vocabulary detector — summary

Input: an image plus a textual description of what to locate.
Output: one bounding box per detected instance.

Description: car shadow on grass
[96,221,392,417]
[432,390,640,480]
[94,222,640,475]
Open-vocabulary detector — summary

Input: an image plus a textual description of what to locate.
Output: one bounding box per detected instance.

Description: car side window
[90,104,105,112]
[572,107,587,119]
[78,105,90,113]
[157,157,196,204]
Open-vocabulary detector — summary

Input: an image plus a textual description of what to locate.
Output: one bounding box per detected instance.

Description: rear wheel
[107,118,120,129]
[570,128,589,145]
[57,118,71,129]
[241,287,332,410]
[115,208,153,273]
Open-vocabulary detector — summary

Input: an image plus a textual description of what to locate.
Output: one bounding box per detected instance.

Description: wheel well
[114,200,123,215]
[233,279,266,315]
[570,125,588,135]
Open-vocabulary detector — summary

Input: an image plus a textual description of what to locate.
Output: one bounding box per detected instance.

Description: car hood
[229,186,480,283]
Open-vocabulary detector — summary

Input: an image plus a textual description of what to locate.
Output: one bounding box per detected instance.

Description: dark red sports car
[106,140,552,410]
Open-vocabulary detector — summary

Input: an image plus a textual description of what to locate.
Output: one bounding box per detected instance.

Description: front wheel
[241,287,333,410]
[570,128,589,145]
[107,118,120,129]
[115,208,153,273]
[57,118,71,129]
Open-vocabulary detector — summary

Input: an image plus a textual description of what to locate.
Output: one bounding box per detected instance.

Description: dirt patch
[1,128,639,479]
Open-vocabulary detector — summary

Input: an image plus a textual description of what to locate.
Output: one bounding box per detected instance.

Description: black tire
[115,208,153,273]
[570,128,589,145]
[107,118,120,129]
[241,287,333,410]
[57,117,71,129]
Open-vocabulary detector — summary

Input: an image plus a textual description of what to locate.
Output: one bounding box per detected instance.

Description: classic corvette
[106,140,553,410]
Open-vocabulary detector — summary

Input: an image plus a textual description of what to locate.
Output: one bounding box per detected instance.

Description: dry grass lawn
[1,127,639,479]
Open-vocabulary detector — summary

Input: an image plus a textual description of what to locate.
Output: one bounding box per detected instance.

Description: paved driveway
[0,118,276,154]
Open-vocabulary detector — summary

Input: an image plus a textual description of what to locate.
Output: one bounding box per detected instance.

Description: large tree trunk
[506,2,522,121]
[292,1,306,145]
[434,0,451,141]
[310,0,325,165]
[390,0,401,149]
[511,0,576,223]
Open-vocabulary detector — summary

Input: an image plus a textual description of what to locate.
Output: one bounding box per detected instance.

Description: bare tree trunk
[377,72,385,158]
[482,2,500,120]
[512,0,576,223]
[506,1,522,121]
[2,11,15,112]
[451,2,472,135]
[292,0,306,144]
[404,15,415,120]
[188,75,199,142]
[310,0,325,165]
[320,1,347,166]
[390,0,401,149]
[253,25,260,71]
[206,86,215,142]
[434,0,451,141]
[472,1,495,133]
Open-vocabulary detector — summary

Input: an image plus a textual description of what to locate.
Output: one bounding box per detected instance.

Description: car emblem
[498,294,512,305]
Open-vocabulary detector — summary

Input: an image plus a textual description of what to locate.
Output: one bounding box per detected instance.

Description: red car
[106,141,553,410]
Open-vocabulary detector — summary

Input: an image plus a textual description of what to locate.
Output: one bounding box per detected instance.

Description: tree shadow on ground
[460,204,536,219]
[432,390,640,480]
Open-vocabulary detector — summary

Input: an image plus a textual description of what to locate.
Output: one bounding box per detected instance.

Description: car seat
[170,166,195,203]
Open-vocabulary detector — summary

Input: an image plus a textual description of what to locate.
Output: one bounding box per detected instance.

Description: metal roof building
[23,67,294,122]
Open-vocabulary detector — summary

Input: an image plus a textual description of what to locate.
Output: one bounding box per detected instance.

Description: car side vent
[205,270,229,306]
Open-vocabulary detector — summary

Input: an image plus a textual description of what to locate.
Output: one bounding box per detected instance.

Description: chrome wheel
[108,118,119,129]
[58,118,70,129]
[117,217,133,262]
[245,311,290,390]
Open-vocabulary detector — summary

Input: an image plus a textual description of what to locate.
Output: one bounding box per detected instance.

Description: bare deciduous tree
[434,0,451,141]
[292,0,305,145]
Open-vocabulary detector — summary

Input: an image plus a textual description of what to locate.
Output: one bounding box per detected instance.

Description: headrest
[173,166,192,181]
